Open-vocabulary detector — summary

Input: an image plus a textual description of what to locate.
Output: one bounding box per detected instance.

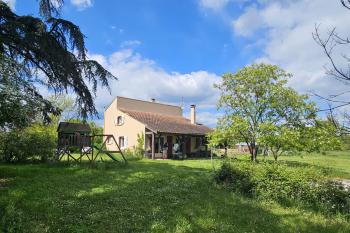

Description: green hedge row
[214,160,350,216]
[0,123,56,163]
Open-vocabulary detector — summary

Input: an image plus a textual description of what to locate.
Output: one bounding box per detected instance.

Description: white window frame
[119,136,125,148]
[115,116,125,126]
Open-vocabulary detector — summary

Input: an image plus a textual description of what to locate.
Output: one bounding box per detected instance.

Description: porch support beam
[151,132,155,160]
[182,135,186,156]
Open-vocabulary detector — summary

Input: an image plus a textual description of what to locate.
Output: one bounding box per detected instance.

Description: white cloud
[230,0,350,106]
[120,40,141,48]
[232,5,262,36]
[199,0,230,10]
[70,0,93,10]
[89,49,221,126]
[3,0,16,9]
[196,112,223,127]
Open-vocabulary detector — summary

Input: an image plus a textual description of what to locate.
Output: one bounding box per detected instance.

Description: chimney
[190,104,196,124]
[151,98,156,102]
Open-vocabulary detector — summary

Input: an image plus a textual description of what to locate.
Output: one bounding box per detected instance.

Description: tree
[215,64,317,161]
[48,94,79,122]
[312,1,350,134]
[0,0,116,128]
[0,56,60,129]
[300,119,341,153]
[259,125,300,161]
[208,119,237,157]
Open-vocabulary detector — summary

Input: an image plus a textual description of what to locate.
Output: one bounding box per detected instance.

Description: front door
[167,136,173,158]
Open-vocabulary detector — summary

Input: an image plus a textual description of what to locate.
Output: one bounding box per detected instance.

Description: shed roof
[120,109,212,135]
[57,122,91,133]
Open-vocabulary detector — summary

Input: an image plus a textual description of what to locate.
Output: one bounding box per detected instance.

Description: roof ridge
[116,96,182,109]
[119,108,188,120]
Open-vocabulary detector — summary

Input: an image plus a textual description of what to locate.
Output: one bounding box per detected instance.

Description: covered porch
[144,129,209,159]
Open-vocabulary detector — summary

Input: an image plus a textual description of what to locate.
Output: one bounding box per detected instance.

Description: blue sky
[8,0,350,126]
[15,0,254,73]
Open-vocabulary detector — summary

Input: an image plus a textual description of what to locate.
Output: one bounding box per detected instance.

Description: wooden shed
[57,122,92,148]
[57,122,91,134]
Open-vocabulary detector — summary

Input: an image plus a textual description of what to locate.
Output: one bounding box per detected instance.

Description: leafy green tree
[48,94,78,122]
[259,125,300,161]
[0,0,116,128]
[208,120,237,157]
[300,119,341,153]
[215,64,316,161]
[0,56,59,129]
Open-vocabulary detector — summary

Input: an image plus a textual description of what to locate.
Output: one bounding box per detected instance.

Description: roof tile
[120,109,212,135]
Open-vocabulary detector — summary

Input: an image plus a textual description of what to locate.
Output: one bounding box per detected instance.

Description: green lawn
[276,151,350,179]
[1,157,350,232]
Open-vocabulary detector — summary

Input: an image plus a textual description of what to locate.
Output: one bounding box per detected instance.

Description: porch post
[152,132,155,160]
[182,135,186,156]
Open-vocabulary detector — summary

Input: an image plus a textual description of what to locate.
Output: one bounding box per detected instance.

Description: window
[115,116,124,126]
[119,136,124,148]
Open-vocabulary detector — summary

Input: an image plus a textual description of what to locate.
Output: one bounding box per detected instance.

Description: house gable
[115,96,182,116]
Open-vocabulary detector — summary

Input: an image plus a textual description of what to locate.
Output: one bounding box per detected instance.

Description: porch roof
[120,109,212,135]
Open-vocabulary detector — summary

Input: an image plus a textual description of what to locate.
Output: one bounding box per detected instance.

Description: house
[104,96,212,159]
[236,142,250,153]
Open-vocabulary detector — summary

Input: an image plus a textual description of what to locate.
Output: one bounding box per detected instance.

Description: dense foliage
[215,160,350,216]
[0,56,59,129]
[215,64,317,161]
[0,122,56,162]
[0,0,116,128]
[213,63,341,161]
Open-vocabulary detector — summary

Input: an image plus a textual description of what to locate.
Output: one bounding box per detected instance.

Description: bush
[133,133,145,160]
[214,160,350,216]
[0,123,56,163]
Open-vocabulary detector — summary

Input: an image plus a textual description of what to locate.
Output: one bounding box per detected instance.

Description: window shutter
[122,116,125,125]
[125,136,128,148]
[114,118,118,126]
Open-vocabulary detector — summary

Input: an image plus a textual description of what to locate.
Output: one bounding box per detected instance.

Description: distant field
[275,151,350,179]
[220,150,350,179]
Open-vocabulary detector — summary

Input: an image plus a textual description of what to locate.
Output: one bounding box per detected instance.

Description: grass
[276,151,350,179]
[1,156,350,232]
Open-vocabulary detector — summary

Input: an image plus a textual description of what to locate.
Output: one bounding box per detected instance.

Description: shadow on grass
[0,160,349,233]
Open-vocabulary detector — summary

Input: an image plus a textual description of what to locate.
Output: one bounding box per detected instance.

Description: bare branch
[313,25,350,82]
[341,0,350,10]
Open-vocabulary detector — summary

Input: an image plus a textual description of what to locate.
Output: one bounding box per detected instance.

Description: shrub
[134,133,145,159]
[214,160,350,216]
[0,123,56,163]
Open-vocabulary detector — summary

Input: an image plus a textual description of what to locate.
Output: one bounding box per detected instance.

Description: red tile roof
[120,109,212,135]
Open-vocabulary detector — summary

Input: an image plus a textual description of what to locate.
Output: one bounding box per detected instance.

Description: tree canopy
[215,63,317,161]
[0,0,116,129]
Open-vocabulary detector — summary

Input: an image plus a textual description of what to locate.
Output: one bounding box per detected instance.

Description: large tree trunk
[250,144,258,162]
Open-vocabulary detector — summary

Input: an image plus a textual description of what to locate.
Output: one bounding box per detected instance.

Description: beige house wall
[104,98,146,151]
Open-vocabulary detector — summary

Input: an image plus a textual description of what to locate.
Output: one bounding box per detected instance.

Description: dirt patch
[0,178,14,190]
[334,179,350,190]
